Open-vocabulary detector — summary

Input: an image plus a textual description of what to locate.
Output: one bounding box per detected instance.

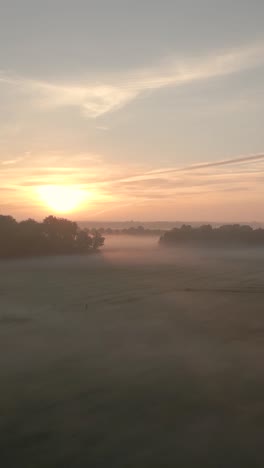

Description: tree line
[0,215,105,258]
[159,224,264,247]
[92,226,165,236]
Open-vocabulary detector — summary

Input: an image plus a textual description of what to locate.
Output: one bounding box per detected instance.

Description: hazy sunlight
[37,185,89,214]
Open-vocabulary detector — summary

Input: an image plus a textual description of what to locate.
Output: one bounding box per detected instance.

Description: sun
[37,185,89,214]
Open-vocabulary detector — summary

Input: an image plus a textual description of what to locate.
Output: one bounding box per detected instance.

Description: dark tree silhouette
[0,215,18,257]
[0,215,105,258]
[159,224,264,247]
[91,231,105,250]
[75,229,93,251]
[42,216,78,253]
[98,226,164,236]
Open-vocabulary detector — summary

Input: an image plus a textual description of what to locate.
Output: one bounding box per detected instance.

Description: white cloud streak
[1,151,264,221]
[1,158,23,165]
[109,153,264,184]
[1,42,264,118]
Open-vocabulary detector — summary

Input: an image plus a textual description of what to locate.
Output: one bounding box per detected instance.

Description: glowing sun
[37,185,89,213]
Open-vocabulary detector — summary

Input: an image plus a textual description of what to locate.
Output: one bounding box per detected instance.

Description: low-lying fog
[1,236,264,467]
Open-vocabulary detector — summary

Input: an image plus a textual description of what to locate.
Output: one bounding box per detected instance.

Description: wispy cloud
[101,152,264,204]
[1,42,264,118]
[1,158,24,165]
[1,151,264,194]
[1,150,264,219]
[119,153,264,183]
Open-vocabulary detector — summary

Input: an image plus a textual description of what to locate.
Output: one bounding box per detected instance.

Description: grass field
[1,237,264,467]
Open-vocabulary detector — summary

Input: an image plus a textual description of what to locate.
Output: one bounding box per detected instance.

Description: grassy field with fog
[1,237,264,467]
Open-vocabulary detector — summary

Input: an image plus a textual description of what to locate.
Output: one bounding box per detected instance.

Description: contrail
[148,153,264,176]
[108,153,264,185]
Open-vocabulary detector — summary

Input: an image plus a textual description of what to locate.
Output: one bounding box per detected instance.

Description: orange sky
[1,2,264,222]
[1,152,264,222]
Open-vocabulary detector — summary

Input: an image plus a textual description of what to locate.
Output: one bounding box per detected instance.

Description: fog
[1,236,264,467]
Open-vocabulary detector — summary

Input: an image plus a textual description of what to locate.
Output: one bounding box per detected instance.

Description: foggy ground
[1,236,264,467]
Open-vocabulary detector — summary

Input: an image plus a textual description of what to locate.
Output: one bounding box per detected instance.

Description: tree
[91,231,105,250]
[0,215,18,256]
[19,219,43,255]
[43,216,78,252]
[159,224,264,247]
[75,229,93,252]
[0,214,105,258]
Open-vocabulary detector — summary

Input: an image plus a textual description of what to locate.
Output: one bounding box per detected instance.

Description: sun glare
[37,185,89,214]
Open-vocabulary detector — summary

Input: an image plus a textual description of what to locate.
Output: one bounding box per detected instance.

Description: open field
[1,237,264,467]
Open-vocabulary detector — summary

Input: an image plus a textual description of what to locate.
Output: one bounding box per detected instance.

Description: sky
[0,0,264,222]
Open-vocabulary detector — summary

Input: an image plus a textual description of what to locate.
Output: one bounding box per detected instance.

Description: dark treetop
[0,215,105,258]
[159,224,264,247]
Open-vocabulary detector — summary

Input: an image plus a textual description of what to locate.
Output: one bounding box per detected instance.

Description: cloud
[1,158,23,165]
[1,149,264,221]
[101,152,264,203]
[2,151,264,198]
[1,42,264,118]
[95,126,109,131]
[111,153,264,184]
[141,153,264,178]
